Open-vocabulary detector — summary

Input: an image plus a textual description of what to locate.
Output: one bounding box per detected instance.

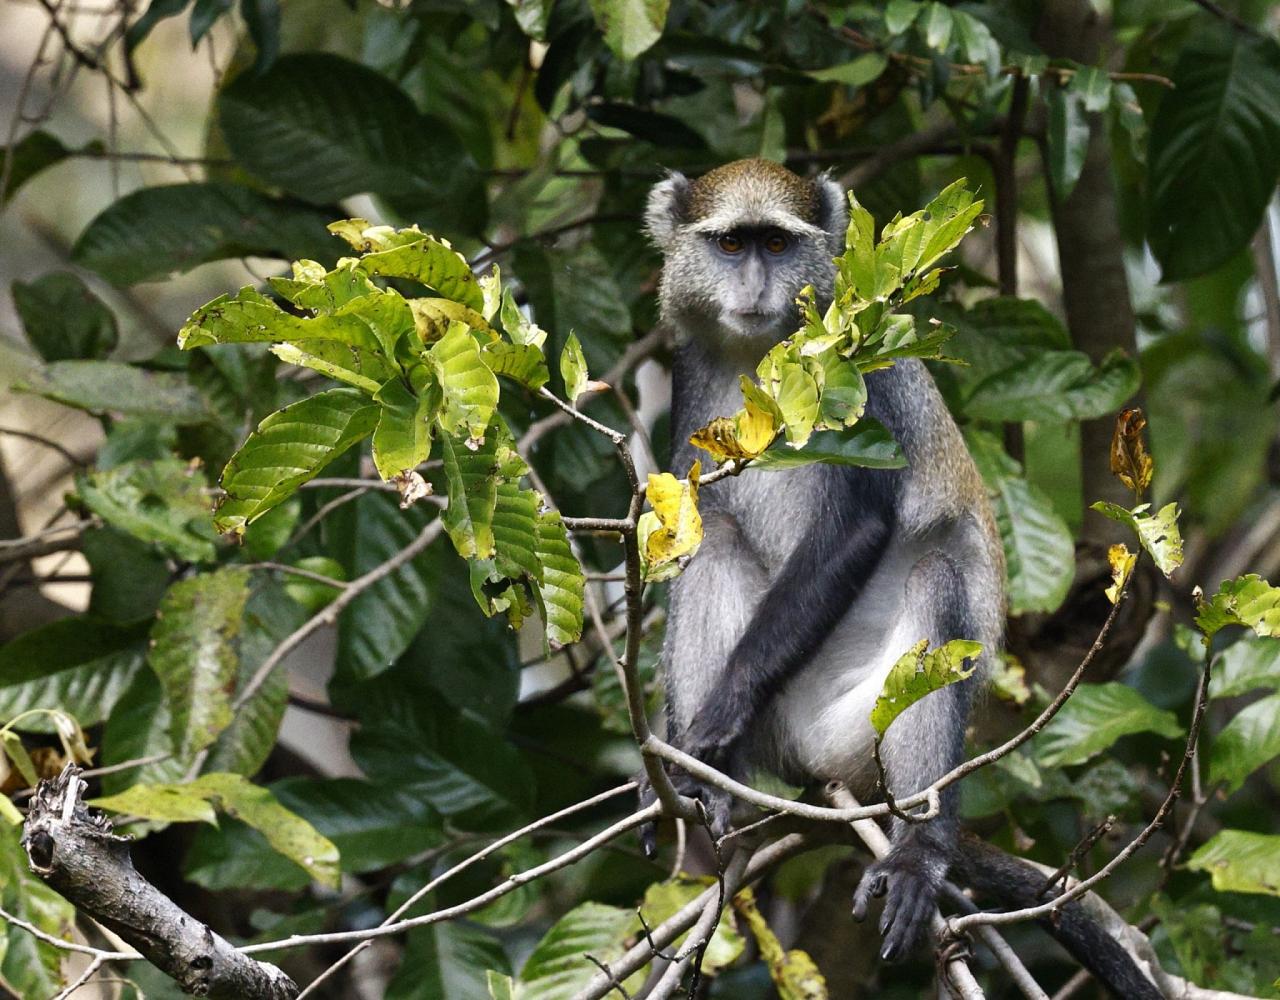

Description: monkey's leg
[641,511,766,846]
[853,550,979,962]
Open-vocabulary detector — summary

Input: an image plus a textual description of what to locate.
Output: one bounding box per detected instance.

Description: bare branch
[23,766,297,999]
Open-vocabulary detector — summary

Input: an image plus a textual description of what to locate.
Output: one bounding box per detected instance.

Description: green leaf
[15,359,209,423]
[1070,65,1113,113]
[334,495,439,684]
[218,54,486,236]
[1209,692,1280,793]
[431,323,500,444]
[807,53,888,86]
[951,10,999,75]
[0,825,78,997]
[883,0,920,34]
[94,773,340,887]
[482,341,549,390]
[1046,84,1089,200]
[1211,637,1280,699]
[149,569,251,757]
[440,431,499,560]
[389,922,510,1000]
[77,458,220,563]
[1090,501,1184,578]
[1195,575,1280,641]
[12,271,118,361]
[1187,831,1280,899]
[534,510,584,650]
[372,377,434,481]
[72,182,336,285]
[488,971,518,1000]
[238,0,279,73]
[272,776,441,875]
[589,0,670,61]
[640,877,745,974]
[178,285,383,352]
[750,421,906,471]
[183,815,309,891]
[215,387,379,535]
[351,232,484,313]
[519,903,644,999]
[0,620,146,730]
[559,332,589,404]
[0,130,77,205]
[1036,683,1183,768]
[922,2,953,50]
[992,473,1075,616]
[963,349,1140,422]
[1148,30,1280,282]
[871,639,982,738]
[352,702,534,830]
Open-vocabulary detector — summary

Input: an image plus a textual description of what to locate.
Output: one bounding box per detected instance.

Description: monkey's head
[646,158,847,346]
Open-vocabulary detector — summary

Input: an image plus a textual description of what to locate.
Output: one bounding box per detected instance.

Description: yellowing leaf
[640,877,745,974]
[1106,543,1136,605]
[689,377,779,462]
[641,463,702,581]
[1194,575,1280,641]
[733,888,828,999]
[1186,830,1280,896]
[1110,407,1153,497]
[870,638,982,739]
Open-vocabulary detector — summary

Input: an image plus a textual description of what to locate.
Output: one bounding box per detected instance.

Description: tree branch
[22,766,297,999]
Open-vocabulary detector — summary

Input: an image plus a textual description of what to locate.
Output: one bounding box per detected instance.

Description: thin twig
[0,425,88,467]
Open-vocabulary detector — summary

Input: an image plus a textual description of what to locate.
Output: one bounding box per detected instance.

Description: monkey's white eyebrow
[685,209,823,239]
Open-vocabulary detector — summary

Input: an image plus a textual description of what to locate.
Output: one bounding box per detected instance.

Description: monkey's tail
[952,836,1164,1000]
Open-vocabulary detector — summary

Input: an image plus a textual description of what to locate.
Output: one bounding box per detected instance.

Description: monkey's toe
[853,856,941,962]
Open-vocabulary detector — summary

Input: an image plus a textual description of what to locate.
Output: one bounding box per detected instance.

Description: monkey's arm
[676,498,895,764]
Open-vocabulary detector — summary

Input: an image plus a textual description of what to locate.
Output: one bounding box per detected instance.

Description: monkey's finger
[881,891,927,962]
[852,870,887,921]
[639,821,658,860]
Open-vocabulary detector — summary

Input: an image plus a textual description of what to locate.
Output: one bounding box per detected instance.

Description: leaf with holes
[1194,575,1280,641]
[1091,500,1183,579]
[871,639,981,739]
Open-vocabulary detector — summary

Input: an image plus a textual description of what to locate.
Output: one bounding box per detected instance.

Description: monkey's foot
[852,850,945,962]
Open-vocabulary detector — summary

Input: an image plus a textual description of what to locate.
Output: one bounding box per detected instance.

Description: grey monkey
[644,157,1005,961]
[639,160,1168,997]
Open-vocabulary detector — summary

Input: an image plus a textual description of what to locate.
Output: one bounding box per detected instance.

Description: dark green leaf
[0,619,146,730]
[749,421,906,471]
[963,349,1140,422]
[238,0,280,73]
[12,271,118,361]
[0,130,76,205]
[1046,84,1089,200]
[388,922,511,1000]
[1148,30,1280,281]
[218,54,486,235]
[15,360,209,422]
[1210,637,1280,699]
[82,526,170,624]
[72,182,336,285]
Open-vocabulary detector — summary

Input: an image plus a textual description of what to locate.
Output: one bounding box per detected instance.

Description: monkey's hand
[852,845,947,962]
[669,765,734,839]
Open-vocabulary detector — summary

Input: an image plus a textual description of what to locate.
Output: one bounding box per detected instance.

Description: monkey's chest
[705,466,826,568]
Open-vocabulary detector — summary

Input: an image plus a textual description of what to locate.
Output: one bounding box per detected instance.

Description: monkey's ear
[646,172,691,247]
[815,173,849,252]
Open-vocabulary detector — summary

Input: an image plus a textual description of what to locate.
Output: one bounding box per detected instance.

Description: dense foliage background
[1,0,1280,997]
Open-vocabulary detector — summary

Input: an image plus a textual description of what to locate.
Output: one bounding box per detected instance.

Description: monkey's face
[661,221,837,346]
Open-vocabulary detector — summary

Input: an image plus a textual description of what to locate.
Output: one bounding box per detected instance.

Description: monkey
[643,156,1004,962]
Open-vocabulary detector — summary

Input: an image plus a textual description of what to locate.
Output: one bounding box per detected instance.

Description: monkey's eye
[764,232,790,254]
[717,234,745,254]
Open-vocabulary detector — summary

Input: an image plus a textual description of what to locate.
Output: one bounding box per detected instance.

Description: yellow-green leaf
[439,431,499,560]
[534,510,585,649]
[430,321,500,444]
[870,638,982,739]
[1090,500,1183,578]
[1186,830,1280,896]
[371,377,434,482]
[1194,575,1280,641]
[559,332,589,404]
[640,877,745,974]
